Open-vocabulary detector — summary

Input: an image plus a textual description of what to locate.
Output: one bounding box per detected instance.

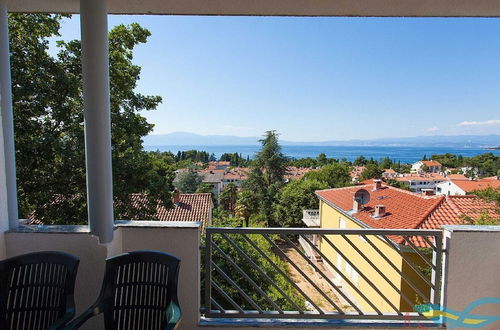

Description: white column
[0,0,18,229]
[80,0,114,244]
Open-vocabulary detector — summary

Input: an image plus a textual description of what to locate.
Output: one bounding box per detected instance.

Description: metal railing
[204,227,443,321]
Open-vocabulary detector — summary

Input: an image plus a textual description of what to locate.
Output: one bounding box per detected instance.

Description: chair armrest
[63,305,101,330]
[165,301,181,330]
[47,309,75,330]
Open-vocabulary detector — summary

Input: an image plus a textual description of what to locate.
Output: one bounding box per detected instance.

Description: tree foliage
[219,152,250,167]
[245,131,288,226]
[219,183,238,213]
[273,179,327,227]
[209,215,306,311]
[174,169,202,193]
[235,190,259,227]
[10,14,174,224]
[303,163,351,188]
[359,163,384,181]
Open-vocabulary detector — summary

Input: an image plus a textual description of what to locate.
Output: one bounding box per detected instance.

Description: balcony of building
[1,1,500,329]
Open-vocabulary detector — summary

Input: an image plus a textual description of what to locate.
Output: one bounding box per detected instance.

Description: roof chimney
[373,179,382,191]
[374,205,386,218]
[172,189,181,205]
[421,188,435,196]
[352,198,362,213]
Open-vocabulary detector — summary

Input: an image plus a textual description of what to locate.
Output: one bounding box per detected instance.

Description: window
[339,218,346,229]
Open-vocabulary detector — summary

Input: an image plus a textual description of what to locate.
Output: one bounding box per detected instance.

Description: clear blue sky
[50,16,500,142]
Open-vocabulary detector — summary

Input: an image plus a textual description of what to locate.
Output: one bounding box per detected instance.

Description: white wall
[443,226,500,329]
[436,181,465,196]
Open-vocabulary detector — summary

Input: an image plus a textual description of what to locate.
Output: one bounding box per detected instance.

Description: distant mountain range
[143,132,500,148]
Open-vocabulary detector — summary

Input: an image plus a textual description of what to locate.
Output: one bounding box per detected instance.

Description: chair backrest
[0,251,79,330]
[98,250,180,330]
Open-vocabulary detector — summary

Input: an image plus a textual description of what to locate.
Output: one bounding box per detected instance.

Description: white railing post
[80,0,114,244]
[0,0,19,229]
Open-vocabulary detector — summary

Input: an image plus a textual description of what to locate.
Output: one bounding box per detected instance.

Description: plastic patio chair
[65,250,181,330]
[0,251,80,330]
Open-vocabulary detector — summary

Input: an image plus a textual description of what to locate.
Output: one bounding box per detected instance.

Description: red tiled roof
[421,195,498,230]
[316,184,443,231]
[446,174,468,180]
[285,167,316,180]
[395,173,448,182]
[223,167,250,180]
[128,193,213,231]
[28,193,214,231]
[316,183,499,247]
[422,160,441,167]
[451,178,500,192]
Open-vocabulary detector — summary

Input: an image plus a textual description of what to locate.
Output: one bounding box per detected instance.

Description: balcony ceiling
[7,0,500,17]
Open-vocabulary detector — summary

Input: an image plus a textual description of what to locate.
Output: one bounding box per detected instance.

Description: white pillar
[0,0,19,229]
[80,0,114,244]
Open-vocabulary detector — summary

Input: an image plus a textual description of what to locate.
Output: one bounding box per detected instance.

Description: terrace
[1,1,500,329]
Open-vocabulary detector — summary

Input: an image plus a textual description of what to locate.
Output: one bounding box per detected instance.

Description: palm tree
[219,183,238,214]
[235,190,258,227]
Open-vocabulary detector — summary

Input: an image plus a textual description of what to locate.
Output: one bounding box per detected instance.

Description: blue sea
[144,145,500,164]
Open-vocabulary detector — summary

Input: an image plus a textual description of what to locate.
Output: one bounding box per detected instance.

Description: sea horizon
[144,145,500,164]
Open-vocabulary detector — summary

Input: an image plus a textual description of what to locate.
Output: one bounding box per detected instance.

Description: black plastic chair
[65,250,181,330]
[0,251,80,330]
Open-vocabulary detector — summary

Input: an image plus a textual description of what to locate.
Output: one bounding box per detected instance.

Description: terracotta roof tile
[395,173,448,182]
[450,178,500,192]
[128,193,213,231]
[316,184,443,231]
[421,160,441,167]
[316,183,499,247]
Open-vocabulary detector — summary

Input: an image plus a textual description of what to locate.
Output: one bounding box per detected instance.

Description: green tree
[273,179,327,227]
[245,131,288,225]
[174,170,202,193]
[379,157,392,169]
[317,153,328,166]
[385,179,410,191]
[209,215,306,310]
[303,163,351,188]
[461,211,499,225]
[11,14,173,223]
[470,187,500,208]
[359,163,384,181]
[353,156,368,166]
[235,190,259,227]
[219,183,238,213]
[196,183,214,194]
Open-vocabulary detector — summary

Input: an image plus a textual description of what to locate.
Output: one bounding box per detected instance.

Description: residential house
[382,168,398,179]
[436,176,500,196]
[208,161,231,170]
[222,167,249,189]
[411,160,442,174]
[27,193,214,232]
[313,180,499,313]
[285,166,316,182]
[128,193,213,231]
[350,166,366,183]
[199,169,225,195]
[395,173,448,193]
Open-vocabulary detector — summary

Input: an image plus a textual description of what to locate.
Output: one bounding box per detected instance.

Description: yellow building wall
[319,200,431,314]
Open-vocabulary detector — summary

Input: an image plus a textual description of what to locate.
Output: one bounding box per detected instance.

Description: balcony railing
[204,227,443,323]
[302,209,320,227]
